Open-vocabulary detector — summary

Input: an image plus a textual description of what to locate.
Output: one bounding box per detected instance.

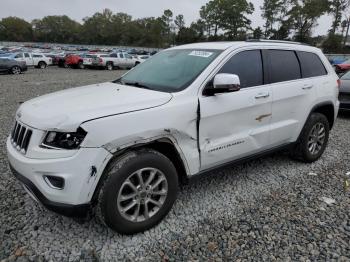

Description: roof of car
[171,40,319,52]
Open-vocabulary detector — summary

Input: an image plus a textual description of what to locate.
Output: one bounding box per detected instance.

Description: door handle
[302,84,313,90]
[255,93,270,99]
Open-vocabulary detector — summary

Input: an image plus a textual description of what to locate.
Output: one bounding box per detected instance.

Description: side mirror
[204,73,241,96]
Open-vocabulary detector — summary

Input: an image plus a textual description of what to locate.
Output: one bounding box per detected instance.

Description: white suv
[7,41,339,234]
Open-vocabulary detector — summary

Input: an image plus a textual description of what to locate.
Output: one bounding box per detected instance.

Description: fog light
[44,175,65,190]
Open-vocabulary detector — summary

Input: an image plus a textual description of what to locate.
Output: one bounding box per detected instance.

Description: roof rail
[246,39,309,46]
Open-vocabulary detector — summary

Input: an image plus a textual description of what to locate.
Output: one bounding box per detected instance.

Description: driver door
[199,49,272,170]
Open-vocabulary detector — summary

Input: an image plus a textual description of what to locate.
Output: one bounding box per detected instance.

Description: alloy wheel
[12,66,21,74]
[307,122,326,155]
[117,167,168,222]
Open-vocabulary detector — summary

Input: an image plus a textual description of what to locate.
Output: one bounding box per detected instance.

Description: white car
[82,53,107,68]
[91,52,136,70]
[8,52,52,68]
[134,55,150,65]
[7,40,339,234]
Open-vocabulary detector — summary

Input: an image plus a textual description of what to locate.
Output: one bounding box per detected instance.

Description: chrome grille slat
[10,121,32,154]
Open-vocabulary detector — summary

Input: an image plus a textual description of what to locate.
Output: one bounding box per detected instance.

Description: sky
[0,0,333,36]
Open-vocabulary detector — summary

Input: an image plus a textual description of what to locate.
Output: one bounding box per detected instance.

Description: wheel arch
[91,137,189,205]
[309,101,336,130]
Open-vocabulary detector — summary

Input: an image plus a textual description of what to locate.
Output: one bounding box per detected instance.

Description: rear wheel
[11,66,21,75]
[63,62,69,68]
[106,62,113,71]
[38,61,47,69]
[290,113,329,163]
[96,149,178,234]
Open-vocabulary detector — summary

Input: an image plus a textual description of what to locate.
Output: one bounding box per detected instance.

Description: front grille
[10,121,32,154]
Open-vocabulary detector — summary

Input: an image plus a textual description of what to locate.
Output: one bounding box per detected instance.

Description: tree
[253,27,263,39]
[288,0,329,43]
[32,15,81,43]
[261,0,286,38]
[174,14,185,30]
[200,0,221,36]
[329,0,350,34]
[0,17,32,42]
[322,33,343,52]
[218,0,255,39]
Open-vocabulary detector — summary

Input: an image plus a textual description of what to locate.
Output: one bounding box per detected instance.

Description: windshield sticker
[189,51,213,58]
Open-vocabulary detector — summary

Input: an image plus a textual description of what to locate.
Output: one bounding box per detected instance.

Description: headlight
[41,127,87,150]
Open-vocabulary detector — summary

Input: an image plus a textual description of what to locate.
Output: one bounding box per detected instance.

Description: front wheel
[11,66,21,75]
[78,61,84,69]
[290,113,329,163]
[96,149,178,234]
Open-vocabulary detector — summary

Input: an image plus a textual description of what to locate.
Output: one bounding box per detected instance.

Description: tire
[63,62,69,68]
[290,113,330,163]
[78,61,84,69]
[38,61,47,69]
[11,66,21,75]
[96,149,178,234]
[106,62,113,71]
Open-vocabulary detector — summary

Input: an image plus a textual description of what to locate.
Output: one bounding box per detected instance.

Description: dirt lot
[0,67,350,261]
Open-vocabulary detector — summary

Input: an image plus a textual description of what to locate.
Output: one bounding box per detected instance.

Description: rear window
[297,51,327,78]
[33,54,43,58]
[267,50,301,83]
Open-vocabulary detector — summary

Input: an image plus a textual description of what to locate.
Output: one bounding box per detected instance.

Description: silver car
[339,71,350,110]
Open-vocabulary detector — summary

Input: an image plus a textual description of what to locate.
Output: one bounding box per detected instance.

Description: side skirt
[189,142,295,183]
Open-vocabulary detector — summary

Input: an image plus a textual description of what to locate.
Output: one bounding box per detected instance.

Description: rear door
[267,49,317,146]
[199,49,272,170]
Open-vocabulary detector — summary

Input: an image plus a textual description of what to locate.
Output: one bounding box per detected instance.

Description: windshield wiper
[124,81,151,90]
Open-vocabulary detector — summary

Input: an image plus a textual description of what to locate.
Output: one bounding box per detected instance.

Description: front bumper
[7,137,113,212]
[10,164,89,217]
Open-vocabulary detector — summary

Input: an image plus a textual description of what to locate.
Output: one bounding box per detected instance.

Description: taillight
[337,79,340,88]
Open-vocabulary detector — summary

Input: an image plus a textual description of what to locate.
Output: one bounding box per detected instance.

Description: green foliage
[253,27,263,39]
[328,0,350,34]
[0,2,344,48]
[261,0,286,37]
[322,34,344,52]
[32,15,81,43]
[0,17,32,42]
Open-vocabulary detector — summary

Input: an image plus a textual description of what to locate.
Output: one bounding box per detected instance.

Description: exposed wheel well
[91,139,188,205]
[311,103,335,129]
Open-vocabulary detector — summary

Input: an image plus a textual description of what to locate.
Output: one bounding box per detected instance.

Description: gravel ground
[0,67,350,261]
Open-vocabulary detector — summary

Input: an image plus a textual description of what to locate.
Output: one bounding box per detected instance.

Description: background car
[334,59,350,74]
[0,58,27,74]
[339,71,350,111]
[58,54,84,69]
[133,55,150,65]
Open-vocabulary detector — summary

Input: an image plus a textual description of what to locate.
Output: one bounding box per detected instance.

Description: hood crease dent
[17,82,173,131]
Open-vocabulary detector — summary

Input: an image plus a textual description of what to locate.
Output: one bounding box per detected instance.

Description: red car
[58,54,84,69]
[334,59,350,74]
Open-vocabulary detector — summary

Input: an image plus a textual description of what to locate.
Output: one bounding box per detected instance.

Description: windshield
[117,49,222,92]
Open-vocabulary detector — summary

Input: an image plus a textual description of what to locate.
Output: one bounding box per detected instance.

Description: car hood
[17,82,173,131]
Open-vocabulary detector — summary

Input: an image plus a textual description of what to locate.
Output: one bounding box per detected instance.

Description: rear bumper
[10,164,90,217]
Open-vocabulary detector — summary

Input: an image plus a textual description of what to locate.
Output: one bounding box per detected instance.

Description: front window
[118,49,222,92]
